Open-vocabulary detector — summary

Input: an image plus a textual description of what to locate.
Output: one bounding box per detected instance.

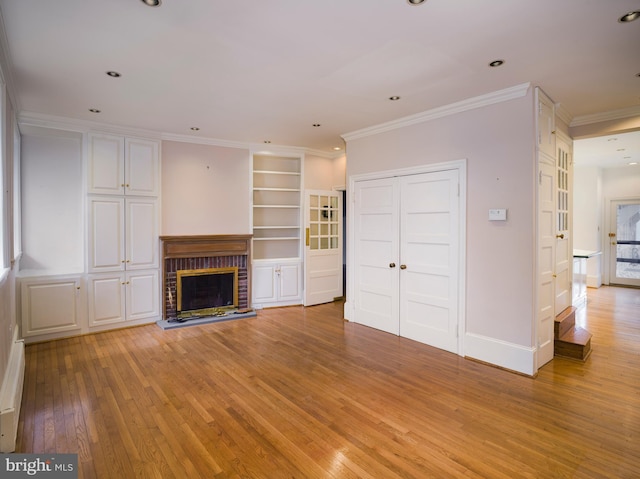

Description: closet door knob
[389,263,396,268]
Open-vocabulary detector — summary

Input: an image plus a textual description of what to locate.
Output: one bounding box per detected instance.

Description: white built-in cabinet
[252,260,303,306]
[88,270,159,326]
[20,275,84,338]
[251,154,303,307]
[86,133,161,328]
[87,134,159,196]
[19,132,161,340]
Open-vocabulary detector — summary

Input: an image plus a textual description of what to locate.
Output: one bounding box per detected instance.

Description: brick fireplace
[160,235,252,320]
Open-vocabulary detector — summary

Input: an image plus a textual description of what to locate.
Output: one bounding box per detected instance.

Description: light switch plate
[489,208,507,221]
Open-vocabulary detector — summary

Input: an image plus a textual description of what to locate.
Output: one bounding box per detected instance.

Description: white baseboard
[464,332,536,376]
[0,330,25,453]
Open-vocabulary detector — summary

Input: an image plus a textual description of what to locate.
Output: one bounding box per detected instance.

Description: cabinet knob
[400,264,407,270]
[389,263,396,268]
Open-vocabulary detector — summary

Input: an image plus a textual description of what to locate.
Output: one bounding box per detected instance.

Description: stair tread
[558,326,592,346]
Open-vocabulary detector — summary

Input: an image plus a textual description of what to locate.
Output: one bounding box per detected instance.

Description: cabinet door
[21,277,82,337]
[536,88,555,159]
[125,138,160,196]
[253,264,277,304]
[88,273,126,326]
[88,197,125,272]
[126,198,158,270]
[126,270,159,321]
[88,133,125,195]
[278,262,301,301]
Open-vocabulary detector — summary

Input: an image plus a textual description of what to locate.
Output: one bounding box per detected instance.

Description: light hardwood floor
[17,286,640,478]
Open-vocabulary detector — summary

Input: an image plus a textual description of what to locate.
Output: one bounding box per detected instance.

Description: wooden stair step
[554,326,592,361]
[554,306,576,340]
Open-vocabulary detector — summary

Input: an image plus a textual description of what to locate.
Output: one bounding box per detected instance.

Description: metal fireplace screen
[176,267,238,317]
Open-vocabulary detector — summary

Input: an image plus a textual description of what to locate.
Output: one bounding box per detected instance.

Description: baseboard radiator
[0,331,25,453]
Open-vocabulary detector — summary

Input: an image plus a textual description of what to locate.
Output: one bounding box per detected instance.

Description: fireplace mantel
[160,235,252,319]
[161,234,252,259]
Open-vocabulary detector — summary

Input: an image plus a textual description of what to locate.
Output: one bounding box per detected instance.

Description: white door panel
[353,178,399,335]
[554,136,572,313]
[538,159,555,368]
[399,171,459,353]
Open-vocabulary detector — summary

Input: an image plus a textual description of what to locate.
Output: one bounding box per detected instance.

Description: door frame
[345,159,467,355]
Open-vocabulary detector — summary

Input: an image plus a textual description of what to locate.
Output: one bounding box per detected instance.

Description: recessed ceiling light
[629,162,638,166]
[106,71,121,78]
[389,96,401,101]
[619,10,640,23]
[190,127,200,131]
[141,0,161,6]
[313,124,321,127]
[407,0,426,5]
[89,108,101,113]
[489,60,505,67]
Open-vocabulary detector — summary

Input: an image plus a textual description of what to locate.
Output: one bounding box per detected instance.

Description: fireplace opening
[177,267,238,317]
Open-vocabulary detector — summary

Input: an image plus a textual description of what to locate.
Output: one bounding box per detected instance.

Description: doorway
[608,198,640,287]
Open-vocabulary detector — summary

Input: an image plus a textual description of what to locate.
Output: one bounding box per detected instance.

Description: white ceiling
[0,0,639,156]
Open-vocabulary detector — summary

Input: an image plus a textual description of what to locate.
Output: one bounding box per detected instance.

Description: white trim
[464,332,536,377]
[346,159,467,355]
[342,83,531,142]
[570,105,640,127]
[18,112,342,159]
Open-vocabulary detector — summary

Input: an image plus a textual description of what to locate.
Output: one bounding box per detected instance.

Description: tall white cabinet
[87,133,160,328]
[251,153,303,307]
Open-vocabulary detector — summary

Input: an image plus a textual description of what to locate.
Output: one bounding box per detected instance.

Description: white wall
[346,91,537,371]
[19,129,84,273]
[161,141,251,236]
[573,166,603,286]
[304,154,335,190]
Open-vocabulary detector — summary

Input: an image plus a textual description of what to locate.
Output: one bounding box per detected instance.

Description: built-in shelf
[252,154,302,262]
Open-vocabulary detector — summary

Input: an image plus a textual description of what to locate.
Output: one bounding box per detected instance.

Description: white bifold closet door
[353,169,460,353]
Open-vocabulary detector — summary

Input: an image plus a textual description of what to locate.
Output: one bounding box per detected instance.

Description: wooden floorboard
[16,286,640,478]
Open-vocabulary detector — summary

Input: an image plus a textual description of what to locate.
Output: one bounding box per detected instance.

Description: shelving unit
[251,153,303,307]
[252,155,302,261]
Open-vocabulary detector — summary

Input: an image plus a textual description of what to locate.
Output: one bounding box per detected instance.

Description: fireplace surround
[160,235,251,320]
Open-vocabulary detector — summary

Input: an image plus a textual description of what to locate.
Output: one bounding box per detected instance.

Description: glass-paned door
[304,190,342,306]
[609,199,640,287]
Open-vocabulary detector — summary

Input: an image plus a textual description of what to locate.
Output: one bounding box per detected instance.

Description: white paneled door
[353,169,461,353]
[554,134,572,314]
[399,170,459,353]
[304,190,343,306]
[537,159,556,368]
[353,178,400,335]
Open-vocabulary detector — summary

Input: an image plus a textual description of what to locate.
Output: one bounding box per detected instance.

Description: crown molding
[19,111,163,138]
[18,111,342,158]
[554,103,573,127]
[342,82,531,142]
[570,105,640,127]
[161,132,250,150]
